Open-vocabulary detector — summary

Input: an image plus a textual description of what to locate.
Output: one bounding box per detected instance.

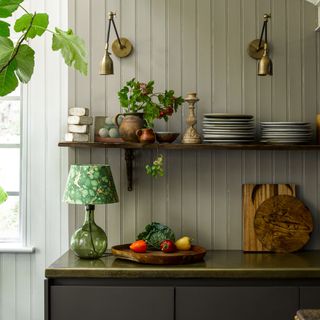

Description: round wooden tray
[254,195,313,253]
[111,244,207,265]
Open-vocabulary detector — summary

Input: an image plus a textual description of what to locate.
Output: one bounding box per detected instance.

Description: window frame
[0,86,28,246]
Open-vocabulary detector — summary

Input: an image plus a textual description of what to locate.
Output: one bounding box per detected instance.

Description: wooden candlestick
[182,93,202,144]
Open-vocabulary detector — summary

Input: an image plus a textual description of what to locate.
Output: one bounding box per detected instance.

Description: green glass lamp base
[71,205,107,259]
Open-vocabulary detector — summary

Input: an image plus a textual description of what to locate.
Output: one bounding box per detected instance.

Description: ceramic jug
[115,113,144,143]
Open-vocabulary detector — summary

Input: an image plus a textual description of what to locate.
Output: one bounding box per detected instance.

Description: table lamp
[63,164,119,259]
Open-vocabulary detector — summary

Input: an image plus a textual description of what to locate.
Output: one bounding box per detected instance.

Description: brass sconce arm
[247,13,273,76]
[100,11,133,75]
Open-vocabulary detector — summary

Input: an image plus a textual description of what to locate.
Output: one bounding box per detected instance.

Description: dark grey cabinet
[176,287,299,320]
[50,286,174,320]
[300,287,320,309]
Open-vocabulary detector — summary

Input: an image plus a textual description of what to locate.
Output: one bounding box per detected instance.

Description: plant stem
[18,4,31,14]
[0,14,35,75]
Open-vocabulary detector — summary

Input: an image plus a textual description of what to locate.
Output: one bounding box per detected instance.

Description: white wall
[0,0,69,319]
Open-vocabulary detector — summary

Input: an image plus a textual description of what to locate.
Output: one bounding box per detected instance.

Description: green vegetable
[0,0,87,97]
[137,222,175,250]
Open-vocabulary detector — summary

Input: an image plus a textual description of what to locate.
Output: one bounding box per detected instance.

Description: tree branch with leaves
[0,0,88,97]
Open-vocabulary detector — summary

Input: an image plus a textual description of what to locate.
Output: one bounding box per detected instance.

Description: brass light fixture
[247,13,272,76]
[99,11,133,75]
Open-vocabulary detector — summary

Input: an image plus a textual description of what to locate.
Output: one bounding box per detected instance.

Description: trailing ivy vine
[0,0,88,97]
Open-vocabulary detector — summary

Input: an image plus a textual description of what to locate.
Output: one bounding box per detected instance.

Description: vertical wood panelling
[197,0,212,249]
[227,0,242,249]
[167,0,183,238]
[121,0,137,244]
[151,0,167,226]
[213,0,228,249]
[106,0,121,248]
[0,254,15,320]
[90,0,107,233]
[136,0,152,233]
[181,0,198,241]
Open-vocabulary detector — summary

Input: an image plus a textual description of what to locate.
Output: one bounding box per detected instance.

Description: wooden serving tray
[111,244,207,265]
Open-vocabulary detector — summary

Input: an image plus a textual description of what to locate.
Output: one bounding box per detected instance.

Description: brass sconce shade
[258,43,273,76]
[99,12,133,76]
[99,50,114,75]
[247,13,273,76]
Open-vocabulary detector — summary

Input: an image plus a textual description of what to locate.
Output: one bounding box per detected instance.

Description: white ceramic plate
[204,139,256,143]
[204,113,253,119]
[203,119,254,123]
[204,135,255,139]
[261,133,313,137]
[260,122,310,125]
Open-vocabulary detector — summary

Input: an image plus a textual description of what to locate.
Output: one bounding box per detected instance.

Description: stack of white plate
[260,122,313,144]
[202,114,256,143]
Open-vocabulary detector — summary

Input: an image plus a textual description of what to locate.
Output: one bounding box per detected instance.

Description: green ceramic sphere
[105,117,114,126]
[109,127,120,138]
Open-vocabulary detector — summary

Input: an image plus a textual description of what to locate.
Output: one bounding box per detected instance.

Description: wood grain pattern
[254,195,313,253]
[59,142,320,150]
[111,244,207,265]
[242,184,296,252]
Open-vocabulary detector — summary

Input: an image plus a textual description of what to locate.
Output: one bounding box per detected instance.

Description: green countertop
[45,250,320,279]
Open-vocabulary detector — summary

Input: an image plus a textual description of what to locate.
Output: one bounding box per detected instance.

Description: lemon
[175,236,192,251]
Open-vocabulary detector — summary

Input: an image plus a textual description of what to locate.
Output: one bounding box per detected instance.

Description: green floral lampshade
[63,164,119,205]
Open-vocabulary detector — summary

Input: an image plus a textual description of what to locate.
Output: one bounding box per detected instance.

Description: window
[0,87,23,243]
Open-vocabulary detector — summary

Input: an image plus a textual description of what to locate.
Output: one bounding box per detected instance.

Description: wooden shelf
[58,141,320,151]
[59,141,320,191]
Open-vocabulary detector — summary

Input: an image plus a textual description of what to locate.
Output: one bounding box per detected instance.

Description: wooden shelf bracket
[125,149,134,191]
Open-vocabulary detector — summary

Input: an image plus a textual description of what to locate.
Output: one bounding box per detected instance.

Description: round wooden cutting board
[254,195,313,253]
[111,244,207,265]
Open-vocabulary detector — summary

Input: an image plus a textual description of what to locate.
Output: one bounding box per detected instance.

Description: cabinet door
[176,287,299,320]
[50,286,174,320]
[300,287,320,309]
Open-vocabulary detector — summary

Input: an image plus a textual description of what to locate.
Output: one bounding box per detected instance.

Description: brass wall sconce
[247,14,273,76]
[99,11,133,75]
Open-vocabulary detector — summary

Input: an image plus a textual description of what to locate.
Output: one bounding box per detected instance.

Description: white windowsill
[0,243,35,253]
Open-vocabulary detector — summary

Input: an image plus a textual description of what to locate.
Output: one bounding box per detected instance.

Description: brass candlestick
[182,93,202,144]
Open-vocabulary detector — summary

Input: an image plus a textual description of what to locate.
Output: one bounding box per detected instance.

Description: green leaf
[0,60,18,96]
[0,36,14,68]
[14,13,49,39]
[0,20,10,36]
[52,27,87,75]
[0,186,7,205]
[14,44,34,83]
[0,0,23,18]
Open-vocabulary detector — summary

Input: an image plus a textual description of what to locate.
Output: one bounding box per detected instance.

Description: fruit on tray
[175,236,192,251]
[129,240,147,253]
[160,240,176,253]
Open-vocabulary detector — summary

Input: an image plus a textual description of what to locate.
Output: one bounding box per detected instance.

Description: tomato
[160,240,176,253]
[129,240,147,253]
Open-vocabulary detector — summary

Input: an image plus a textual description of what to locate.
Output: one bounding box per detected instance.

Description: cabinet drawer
[176,287,299,320]
[300,287,320,309]
[50,286,174,320]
